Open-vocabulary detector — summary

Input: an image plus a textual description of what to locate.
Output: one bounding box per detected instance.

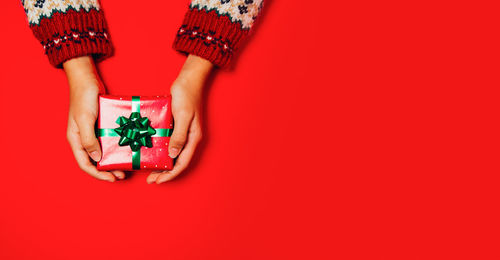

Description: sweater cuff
[30,8,113,68]
[173,7,249,68]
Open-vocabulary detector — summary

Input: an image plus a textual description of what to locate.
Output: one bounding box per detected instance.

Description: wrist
[175,55,213,92]
[179,55,212,81]
[63,56,101,92]
[63,56,95,76]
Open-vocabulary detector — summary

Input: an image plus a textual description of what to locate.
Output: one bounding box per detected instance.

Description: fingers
[169,109,194,159]
[146,172,161,184]
[75,114,102,162]
[111,170,126,180]
[155,120,202,184]
[67,126,116,182]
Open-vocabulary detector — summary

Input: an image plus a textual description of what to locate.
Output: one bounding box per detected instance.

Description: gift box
[96,95,174,171]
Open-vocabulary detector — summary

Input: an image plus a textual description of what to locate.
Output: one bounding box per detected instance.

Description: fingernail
[90,151,101,162]
[169,148,179,158]
[107,178,115,183]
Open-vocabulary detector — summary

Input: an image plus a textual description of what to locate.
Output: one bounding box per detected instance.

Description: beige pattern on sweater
[23,0,100,25]
[190,0,263,29]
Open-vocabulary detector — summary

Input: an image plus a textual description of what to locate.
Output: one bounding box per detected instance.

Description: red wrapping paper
[96,95,174,171]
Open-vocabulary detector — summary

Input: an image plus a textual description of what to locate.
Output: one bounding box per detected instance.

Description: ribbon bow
[114,112,156,151]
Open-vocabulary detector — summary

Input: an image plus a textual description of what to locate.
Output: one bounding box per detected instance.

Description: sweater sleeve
[173,0,264,68]
[22,0,113,68]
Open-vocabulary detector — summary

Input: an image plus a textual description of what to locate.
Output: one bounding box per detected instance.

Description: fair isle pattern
[22,0,100,25]
[177,26,232,53]
[190,0,263,30]
[42,29,108,52]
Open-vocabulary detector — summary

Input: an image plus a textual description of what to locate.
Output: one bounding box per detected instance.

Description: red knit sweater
[21,0,263,68]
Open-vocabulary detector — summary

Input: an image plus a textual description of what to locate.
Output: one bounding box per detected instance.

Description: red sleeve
[22,1,113,68]
[173,1,264,68]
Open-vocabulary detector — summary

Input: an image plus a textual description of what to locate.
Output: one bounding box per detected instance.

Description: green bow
[114,112,156,151]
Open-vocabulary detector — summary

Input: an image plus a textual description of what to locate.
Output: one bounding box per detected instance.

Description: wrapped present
[96,95,174,171]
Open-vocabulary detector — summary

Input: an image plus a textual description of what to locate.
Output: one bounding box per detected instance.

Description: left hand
[147,55,213,184]
[64,56,125,182]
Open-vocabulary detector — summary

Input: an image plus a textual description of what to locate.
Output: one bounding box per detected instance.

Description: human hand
[64,56,125,182]
[147,54,213,184]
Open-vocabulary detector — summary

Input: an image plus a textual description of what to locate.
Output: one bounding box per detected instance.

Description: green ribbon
[98,96,173,170]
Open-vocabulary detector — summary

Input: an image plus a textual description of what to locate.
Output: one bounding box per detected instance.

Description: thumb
[76,115,102,162]
[169,111,192,159]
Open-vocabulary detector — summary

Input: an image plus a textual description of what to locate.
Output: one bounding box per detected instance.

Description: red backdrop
[1,0,499,259]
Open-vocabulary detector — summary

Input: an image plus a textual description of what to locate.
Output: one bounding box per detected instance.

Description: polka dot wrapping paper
[96,95,174,171]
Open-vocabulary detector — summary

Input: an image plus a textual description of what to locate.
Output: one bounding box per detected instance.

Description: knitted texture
[22,0,263,68]
[22,0,113,68]
[173,0,263,68]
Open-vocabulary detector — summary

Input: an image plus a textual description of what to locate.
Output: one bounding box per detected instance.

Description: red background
[1,0,499,259]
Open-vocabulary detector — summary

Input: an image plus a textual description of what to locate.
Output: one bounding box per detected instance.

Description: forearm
[180,55,213,79]
[63,56,102,93]
[175,54,213,93]
[64,56,95,79]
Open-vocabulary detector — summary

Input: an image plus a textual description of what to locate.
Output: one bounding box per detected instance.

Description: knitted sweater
[21,0,263,68]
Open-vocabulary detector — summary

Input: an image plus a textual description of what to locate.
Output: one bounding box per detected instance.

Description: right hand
[63,56,124,182]
[146,54,212,184]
